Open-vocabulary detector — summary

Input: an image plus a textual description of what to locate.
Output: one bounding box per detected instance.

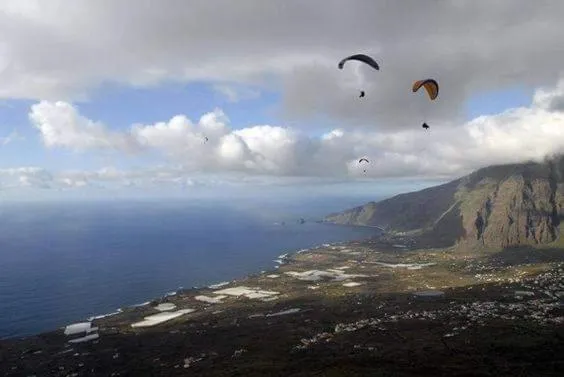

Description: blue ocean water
[0,199,378,339]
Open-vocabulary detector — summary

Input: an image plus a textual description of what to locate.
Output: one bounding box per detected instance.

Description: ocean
[0,198,379,339]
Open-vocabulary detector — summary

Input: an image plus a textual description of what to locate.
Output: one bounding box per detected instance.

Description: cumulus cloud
[24,79,564,180]
[1,1,563,129]
[29,101,139,152]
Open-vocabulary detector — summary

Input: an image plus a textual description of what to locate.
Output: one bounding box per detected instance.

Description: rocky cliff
[325,157,564,249]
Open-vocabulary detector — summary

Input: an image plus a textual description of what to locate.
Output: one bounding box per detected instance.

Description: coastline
[2,223,556,340]
[0,233,374,345]
[0,219,380,341]
[2,232,380,342]
[2,231,563,376]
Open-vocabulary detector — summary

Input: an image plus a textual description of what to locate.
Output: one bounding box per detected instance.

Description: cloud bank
[0,0,563,129]
[24,79,564,182]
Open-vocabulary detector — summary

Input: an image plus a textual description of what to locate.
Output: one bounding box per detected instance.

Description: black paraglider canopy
[338,54,380,71]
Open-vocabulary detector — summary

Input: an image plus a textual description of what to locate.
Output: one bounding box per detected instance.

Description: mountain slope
[325,157,564,249]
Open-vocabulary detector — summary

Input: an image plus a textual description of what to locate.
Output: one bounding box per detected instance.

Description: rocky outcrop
[325,157,564,249]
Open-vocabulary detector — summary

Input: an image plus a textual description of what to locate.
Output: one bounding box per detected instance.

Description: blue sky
[465,86,533,120]
[0,1,563,202]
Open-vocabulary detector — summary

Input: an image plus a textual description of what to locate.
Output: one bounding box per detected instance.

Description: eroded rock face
[464,176,560,248]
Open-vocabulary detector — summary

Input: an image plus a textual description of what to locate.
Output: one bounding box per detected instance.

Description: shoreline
[1,224,383,342]
[5,225,451,346]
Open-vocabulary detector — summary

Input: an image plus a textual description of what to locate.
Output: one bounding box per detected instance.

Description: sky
[1,0,564,201]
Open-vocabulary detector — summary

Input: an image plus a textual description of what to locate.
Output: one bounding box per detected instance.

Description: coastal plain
[1,234,563,377]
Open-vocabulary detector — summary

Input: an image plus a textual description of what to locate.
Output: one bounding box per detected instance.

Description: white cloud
[29,101,139,152]
[23,79,564,180]
[0,164,280,194]
[0,1,563,130]
[131,112,222,163]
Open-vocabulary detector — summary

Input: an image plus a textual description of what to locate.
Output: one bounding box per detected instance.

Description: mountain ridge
[324,157,564,249]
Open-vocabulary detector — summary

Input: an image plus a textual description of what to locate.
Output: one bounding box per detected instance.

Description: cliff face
[325,157,564,249]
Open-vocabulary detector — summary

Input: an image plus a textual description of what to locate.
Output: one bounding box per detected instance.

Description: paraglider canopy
[359,91,365,98]
[422,123,430,130]
[358,158,369,174]
[412,79,439,100]
[338,54,380,71]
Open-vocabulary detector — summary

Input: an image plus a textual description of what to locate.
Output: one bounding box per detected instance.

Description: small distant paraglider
[358,158,369,173]
[203,136,209,143]
[422,123,430,130]
[338,54,379,98]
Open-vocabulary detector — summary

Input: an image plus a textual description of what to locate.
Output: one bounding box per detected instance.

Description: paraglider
[412,79,439,100]
[203,136,209,143]
[338,54,379,98]
[412,79,439,130]
[358,158,369,173]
